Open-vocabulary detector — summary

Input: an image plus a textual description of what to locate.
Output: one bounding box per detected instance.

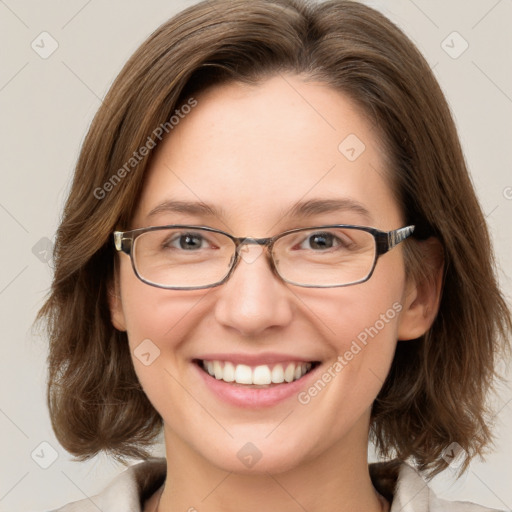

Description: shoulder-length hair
[38,0,511,477]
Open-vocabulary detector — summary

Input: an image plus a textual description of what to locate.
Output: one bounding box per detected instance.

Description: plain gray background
[0,0,511,511]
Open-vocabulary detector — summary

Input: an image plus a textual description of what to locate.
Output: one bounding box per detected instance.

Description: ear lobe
[397,237,444,341]
[108,275,127,332]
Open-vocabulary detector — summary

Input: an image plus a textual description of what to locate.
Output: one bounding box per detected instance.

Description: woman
[38,0,511,511]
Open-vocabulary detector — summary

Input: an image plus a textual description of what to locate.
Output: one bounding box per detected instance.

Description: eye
[165,232,209,251]
[299,232,341,250]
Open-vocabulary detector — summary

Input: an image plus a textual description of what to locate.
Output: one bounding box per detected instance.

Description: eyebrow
[147,200,224,218]
[146,198,372,223]
[285,198,372,223]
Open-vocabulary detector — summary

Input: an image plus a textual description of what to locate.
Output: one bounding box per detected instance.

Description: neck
[155,414,387,512]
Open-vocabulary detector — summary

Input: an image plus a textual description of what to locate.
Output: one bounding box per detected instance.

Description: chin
[211,450,306,476]
[192,433,313,476]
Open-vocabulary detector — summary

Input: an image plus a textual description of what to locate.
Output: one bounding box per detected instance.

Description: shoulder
[370,460,504,512]
[51,457,166,512]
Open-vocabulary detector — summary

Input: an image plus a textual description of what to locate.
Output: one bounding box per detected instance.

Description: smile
[194,359,320,387]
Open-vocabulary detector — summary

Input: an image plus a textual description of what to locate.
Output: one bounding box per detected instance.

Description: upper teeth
[201,360,313,385]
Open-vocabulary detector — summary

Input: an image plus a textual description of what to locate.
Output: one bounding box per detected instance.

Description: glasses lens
[133,228,235,288]
[273,227,376,287]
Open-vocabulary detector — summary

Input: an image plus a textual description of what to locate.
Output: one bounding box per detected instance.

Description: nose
[213,244,294,337]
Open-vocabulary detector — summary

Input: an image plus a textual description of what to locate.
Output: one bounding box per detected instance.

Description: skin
[110,74,442,512]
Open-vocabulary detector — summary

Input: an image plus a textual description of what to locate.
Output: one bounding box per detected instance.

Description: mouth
[193,359,321,388]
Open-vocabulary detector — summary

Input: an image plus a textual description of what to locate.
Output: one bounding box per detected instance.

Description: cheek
[122,288,207,346]
[301,269,404,356]
[118,252,206,344]
[117,260,212,391]
[330,294,402,392]
[119,287,217,428]
[295,264,405,410]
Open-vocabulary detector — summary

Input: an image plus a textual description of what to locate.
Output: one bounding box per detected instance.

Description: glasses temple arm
[387,225,415,250]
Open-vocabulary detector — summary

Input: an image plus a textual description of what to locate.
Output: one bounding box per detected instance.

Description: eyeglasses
[113,224,414,290]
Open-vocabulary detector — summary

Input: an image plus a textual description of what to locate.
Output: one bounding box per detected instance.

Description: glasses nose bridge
[230,235,277,272]
[234,235,274,250]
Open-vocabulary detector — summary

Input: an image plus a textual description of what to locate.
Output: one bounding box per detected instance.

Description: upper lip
[193,352,321,366]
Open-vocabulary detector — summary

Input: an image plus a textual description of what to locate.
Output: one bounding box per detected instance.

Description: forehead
[134,74,400,232]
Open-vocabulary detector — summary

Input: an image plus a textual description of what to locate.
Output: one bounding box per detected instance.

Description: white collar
[55,458,499,512]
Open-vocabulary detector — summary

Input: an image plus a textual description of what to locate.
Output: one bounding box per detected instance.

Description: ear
[397,237,444,341]
[108,266,127,332]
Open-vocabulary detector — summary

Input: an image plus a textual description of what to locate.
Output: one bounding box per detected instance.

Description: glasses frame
[114,224,415,290]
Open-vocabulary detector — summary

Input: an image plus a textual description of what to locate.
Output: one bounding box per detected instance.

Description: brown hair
[37,0,511,477]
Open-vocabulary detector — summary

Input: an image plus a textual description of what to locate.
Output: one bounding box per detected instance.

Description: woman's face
[111,74,418,473]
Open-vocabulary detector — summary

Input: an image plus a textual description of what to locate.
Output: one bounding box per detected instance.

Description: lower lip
[193,361,321,408]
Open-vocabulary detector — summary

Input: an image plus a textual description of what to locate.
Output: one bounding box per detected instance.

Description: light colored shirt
[51,457,501,512]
